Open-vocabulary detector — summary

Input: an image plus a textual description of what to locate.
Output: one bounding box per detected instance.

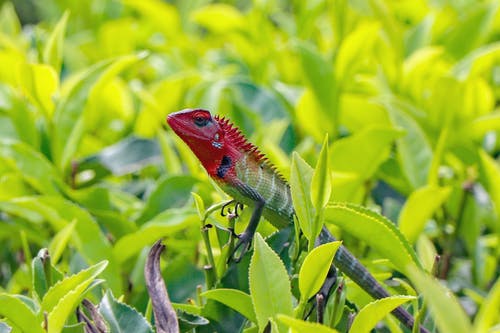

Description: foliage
[0,0,500,332]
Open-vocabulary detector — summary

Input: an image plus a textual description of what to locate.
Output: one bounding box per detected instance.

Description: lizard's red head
[168,108,267,179]
[167,108,228,173]
[167,109,222,144]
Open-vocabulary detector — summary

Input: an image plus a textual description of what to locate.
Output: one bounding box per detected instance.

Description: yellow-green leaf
[17,63,59,116]
[249,233,293,332]
[299,242,341,302]
[202,289,257,324]
[0,294,44,333]
[53,53,145,173]
[43,11,69,73]
[191,192,205,220]
[311,134,331,211]
[290,152,315,241]
[479,150,500,229]
[472,276,500,333]
[349,295,416,333]
[48,219,76,264]
[191,4,245,33]
[0,139,63,195]
[41,260,108,312]
[408,265,471,333]
[277,314,338,333]
[330,126,404,179]
[325,203,421,275]
[398,185,451,244]
[416,235,438,273]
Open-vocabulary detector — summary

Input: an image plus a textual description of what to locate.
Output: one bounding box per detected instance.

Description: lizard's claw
[220,200,235,217]
[221,200,244,218]
[228,232,253,263]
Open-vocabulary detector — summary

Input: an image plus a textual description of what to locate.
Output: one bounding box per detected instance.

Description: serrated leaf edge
[329,202,421,270]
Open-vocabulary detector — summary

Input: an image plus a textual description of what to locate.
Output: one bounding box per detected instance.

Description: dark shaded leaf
[99,291,154,333]
[75,136,162,187]
[137,175,198,224]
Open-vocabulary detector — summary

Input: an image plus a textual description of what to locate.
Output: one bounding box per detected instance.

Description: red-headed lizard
[167,108,428,333]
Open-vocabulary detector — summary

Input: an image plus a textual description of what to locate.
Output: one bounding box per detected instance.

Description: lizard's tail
[318,227,430,333]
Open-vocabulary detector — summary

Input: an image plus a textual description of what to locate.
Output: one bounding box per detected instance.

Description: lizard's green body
[218,152,293,229]
[167,109,428,333]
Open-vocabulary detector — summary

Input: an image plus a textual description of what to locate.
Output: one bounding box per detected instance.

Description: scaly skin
[167,108,429,333]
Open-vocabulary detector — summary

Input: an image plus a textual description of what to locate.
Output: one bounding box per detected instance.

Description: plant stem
[200,221,217,288]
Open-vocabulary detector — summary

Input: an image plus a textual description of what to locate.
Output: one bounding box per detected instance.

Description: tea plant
[0,0,499,332]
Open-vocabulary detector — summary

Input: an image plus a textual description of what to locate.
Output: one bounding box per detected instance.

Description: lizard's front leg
[229,187,266,263]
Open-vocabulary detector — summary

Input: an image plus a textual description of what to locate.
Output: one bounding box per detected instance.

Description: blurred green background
[0,0,499,332]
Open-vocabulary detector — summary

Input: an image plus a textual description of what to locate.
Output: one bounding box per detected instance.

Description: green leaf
[177,309,209,331]
[398,185,451,244]
[158,130,182,175]
[43,11,69,73]
[387,105,432,189]
[299,242,341,302]
[416,235,438,273]
[0,196,122,293]
[405,15,433,56]
[453,42,500,79]
[191,192,205,220]
[48,279,104,333]
[113,208,198,263]
[0,84,39,147]
[249,233,293,332]
[0,294,44,333]
[52,53,145,173]
[99,291,153,333]
[75,136,161,184]
[276,314,338,333]
[41,260,107,313]
[443,2,499,59]
[335,22,379,85]
[230,81,289,122]
[48,219,76,263]
[473,276,500,333]
[324,203,421,275]
[32,249,51,301]
[52,59,113,172]
[407,265,471,333]
[349,295,416,333]
[0,2,21,35]
[311,135,331,211]
[0,139,63,195]
[123,0,180,38]
[201,289,257,324]
[17,63,59,116]
[296,42,336,113]
[330,126,403,179]
[471,110,500,139]
[295,89,329,142]
[191,4,245,33]
[290,152,315,241]
[427,127,449,187]
[136,175,198,224]
[479,150,500,226]
[296,43,337,137]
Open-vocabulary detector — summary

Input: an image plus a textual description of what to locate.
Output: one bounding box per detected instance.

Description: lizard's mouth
[166,114,204,141]
[166,114,188,136]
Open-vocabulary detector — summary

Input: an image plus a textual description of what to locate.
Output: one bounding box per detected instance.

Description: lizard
[167,108,429,333]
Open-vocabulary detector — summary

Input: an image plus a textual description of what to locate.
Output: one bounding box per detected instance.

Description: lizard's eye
[193,115,210,127]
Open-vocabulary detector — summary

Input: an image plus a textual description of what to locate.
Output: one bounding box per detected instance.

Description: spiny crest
[214,114,288,183]
[214,115,263,159]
